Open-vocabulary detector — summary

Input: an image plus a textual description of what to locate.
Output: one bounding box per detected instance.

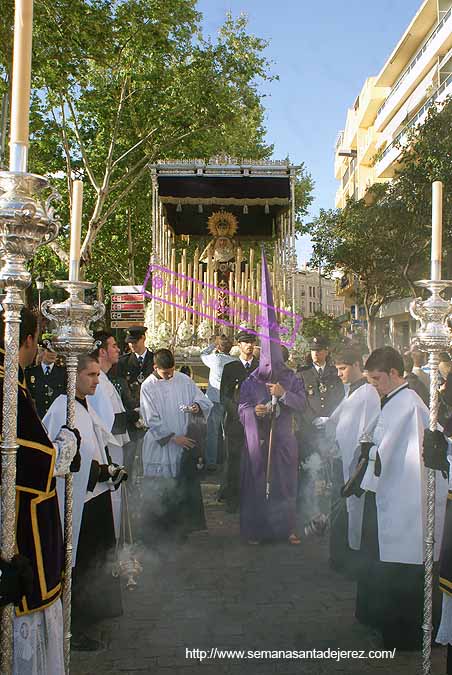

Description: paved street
[72,481,447,675]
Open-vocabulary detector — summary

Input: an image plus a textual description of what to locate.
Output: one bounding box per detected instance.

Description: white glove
[313,417,329,429]
[53,427,79,477]
[135,417,146,429]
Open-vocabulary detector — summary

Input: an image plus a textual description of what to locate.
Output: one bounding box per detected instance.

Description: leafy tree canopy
[1,1,313,296]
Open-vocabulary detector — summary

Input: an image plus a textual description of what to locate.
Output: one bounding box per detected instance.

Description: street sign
[111,285,144,294]
[111,294,144,303]
[111,320,145,328]
[110,285,145,328]
[111,303,144,311]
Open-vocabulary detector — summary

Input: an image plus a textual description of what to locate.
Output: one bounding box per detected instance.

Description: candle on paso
[69,180,83,282]
[9,0,34,170]
[431,181,443,281]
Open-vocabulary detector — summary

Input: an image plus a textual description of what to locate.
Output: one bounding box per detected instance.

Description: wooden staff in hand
[256,382,285,500]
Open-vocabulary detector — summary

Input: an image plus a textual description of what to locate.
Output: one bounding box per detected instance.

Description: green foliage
[307,182,428,349]
[305,93,452,350]
[294,164,314,230]
[394,96,452,250]
[0,1,288,289]
[301,311,342,347]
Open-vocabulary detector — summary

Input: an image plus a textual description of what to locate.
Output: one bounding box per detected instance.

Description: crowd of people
[3,302,452,672]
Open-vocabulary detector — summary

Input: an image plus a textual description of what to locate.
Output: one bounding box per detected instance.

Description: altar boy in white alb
[88,331,130,539]
[356,346,448,650]
[324,348,381,573]
[43,354,126,651]
[140,348,212,541]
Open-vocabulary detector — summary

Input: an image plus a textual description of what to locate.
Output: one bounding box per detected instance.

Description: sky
[197,0,422,263]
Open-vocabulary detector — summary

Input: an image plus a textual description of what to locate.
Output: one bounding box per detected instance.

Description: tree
[301,312,342,347]
[392,96,452,271]
[0,1,281,288]
[307,184,427,351]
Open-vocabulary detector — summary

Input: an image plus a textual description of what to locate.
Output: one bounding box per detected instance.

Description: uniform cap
[236,330,257,343]
[125,326,147,343]
[309,336,329,351]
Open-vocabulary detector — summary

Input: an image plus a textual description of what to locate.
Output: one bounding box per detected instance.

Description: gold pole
[177,261,182,326]
[187,263,193,324]
[235,248,242,323]
[228,272,234,328]
[170,248,176,332]
[244,263,249,321]
[193,247,199,328]
[181,248,187,320]
[213,270,218,329]
[203,269,208,324]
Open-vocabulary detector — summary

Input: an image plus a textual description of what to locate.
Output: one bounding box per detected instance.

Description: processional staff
[410,181,452,675]
[0,1,60,671]
[42,184,105,673]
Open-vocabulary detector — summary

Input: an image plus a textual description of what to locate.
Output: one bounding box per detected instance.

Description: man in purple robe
[238,252,306,544]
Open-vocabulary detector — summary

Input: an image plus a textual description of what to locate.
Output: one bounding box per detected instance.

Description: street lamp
[36,276,45,312]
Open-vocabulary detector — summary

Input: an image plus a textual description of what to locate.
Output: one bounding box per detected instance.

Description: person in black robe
[44,354,127,651]
[0,308,79,672]
[355,347,447,650]
[219,332,259,512]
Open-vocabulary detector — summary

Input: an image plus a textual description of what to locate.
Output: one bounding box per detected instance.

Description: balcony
[375,72,452,177]
[335,131,345,152]
[375,7,452,131]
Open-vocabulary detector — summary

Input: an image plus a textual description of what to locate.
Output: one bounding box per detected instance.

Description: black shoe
[71,633,103,652]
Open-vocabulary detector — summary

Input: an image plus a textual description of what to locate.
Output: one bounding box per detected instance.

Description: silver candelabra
[42,281,104,672]
[0,169,60,673]
[410,279,452,675]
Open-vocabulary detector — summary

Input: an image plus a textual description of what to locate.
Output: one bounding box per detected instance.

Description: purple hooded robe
[238,250,305,541]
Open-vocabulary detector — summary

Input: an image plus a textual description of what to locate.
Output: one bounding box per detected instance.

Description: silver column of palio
[42,284,104,672]
[409,181,452,675]
[0,159,60,672]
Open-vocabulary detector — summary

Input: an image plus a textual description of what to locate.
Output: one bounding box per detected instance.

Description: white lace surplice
[13,600,64,675]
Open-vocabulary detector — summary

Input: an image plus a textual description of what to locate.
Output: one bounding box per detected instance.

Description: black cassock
[142,439,206,544]
[71,398,123,631]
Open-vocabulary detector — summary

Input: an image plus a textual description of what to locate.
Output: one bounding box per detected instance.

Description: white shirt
[41,362,54,375]
[313,363,326,376]
[201,344,236,402]
[134,348,149,365]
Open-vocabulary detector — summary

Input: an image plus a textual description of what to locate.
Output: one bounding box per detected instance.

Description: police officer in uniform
[117,327,154,404]
[219,331,259,512]
[297,336,344,452]
[26,341,66,419]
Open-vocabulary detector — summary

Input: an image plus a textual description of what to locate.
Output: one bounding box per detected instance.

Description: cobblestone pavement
[72,481,447,675]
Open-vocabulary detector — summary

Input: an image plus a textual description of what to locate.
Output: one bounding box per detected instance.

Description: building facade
[334,0,452,348]
[335,0,452,209]
[293,267,345,319]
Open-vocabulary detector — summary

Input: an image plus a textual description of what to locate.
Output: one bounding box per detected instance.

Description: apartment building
[335,0,452,208]
[293,267,345,319]
[334,0,452,348]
